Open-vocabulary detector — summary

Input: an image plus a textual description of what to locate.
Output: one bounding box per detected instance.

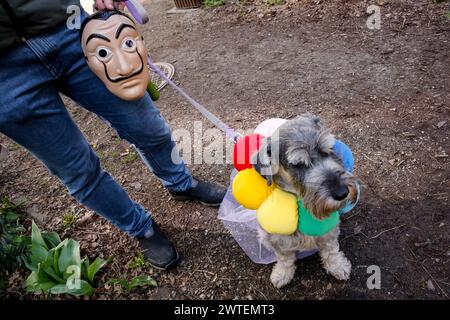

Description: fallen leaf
[437,120,447,128]
[427,280,435,291]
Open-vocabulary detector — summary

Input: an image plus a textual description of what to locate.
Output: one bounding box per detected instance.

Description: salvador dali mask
[81,12,149,101]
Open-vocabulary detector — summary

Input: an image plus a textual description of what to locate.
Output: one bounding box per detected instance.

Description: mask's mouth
[102,51,144,83]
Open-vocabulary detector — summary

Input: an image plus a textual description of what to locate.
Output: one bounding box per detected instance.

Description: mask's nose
[332,185,349,201]
[116,51,134,76]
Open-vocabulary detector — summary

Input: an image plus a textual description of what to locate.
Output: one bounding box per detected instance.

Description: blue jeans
[0,13,192,238]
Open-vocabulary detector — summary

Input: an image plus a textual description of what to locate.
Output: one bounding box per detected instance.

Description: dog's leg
[316,227,351,280]
[270,250,297,288]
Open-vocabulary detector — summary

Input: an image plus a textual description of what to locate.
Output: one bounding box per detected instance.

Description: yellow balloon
[257,188,299,235]
[232,168,274,210]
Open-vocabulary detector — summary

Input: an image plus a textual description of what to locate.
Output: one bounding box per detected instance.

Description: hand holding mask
[80,10,150,101]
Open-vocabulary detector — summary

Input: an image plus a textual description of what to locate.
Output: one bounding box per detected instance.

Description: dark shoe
[137,223,179,270]
[169,178,226,207]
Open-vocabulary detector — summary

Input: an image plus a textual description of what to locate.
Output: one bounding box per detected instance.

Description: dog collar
[297,199,340,237]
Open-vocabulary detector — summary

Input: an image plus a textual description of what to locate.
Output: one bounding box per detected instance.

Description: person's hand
[94,0,125,11]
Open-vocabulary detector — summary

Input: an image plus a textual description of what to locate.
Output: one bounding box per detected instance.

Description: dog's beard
[302,177,358,220]
[302,188,343,220]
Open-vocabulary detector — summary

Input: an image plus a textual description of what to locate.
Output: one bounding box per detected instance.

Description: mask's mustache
[102,51,144,83]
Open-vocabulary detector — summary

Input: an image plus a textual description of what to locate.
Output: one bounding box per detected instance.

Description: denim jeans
[0,12,192,238]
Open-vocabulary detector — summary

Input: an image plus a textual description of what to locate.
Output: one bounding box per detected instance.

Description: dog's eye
[290,162,307,169]
[318,149,331,157]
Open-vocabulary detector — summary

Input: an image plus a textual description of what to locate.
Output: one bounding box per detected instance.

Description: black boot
[169,178,226,207]
[137,223,179,270]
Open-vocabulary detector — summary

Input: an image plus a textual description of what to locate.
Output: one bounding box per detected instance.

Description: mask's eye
[96,47,112,61]
[122,37,136,51]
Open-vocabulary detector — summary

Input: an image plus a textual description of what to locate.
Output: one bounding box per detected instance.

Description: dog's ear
[300,113,326,130]
[252,137,273,185]
[286,143,311,167]
[318,130,335,154]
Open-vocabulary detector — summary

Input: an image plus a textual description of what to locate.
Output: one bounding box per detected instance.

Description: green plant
[96,150,106,160]
[107,275,157,292]
[0,197,28,291]
[9,143,20,151]
[266,0,284,5]
[110,150,120,159]
[121,150,138,164]
[236,0,248,16]
[203,0,226,8]
[25,221,107,296]
[62,213,78,229]
[127,252,146,269]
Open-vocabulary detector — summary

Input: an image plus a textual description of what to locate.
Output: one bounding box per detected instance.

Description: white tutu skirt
[218,170,318,264]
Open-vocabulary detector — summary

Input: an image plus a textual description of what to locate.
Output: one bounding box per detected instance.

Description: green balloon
[147,81,160,101]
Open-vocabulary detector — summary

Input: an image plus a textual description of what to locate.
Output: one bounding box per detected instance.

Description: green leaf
[25,271,40,292]
[53,245,62,277]
[36,264,58,291]
[24,259,36,272]
[65,280,94,296]
[50,280,94,296]
[86,257,107,284]
[106,278,129,290]
[31,221,48,250]
[5,212,19,222]
[19,235,31,246]
[81,257,89,278]
[58,239,81,277]
[49,284,69,295]
[42,232,61,249]
[28,244,48,271]
[41,250,64,283]
[129,275,157,289]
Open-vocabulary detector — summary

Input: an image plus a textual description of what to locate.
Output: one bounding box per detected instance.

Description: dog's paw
[270,263,296,288]
[322,252,352,281]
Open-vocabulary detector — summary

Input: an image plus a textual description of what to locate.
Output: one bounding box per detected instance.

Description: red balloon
[233,133,264,171]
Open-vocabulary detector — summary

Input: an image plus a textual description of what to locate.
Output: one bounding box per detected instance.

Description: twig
[195,269,216,276]
[401,17,407,29]
[75,227,109,235]
[75,212,94,226]
[344,211,362,220]
[369,224,406,239]
[250,284,268,300]
[409,250,449,299]
[396,159,405,167]
[362,153,380,164]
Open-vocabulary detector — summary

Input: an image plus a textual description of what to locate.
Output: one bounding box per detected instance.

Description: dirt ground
[1,0,449,299]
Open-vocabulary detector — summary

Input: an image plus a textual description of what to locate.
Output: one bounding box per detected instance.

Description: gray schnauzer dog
[253,114,358,288]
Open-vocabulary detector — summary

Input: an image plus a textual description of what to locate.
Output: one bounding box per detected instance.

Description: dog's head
[253,113,358,220]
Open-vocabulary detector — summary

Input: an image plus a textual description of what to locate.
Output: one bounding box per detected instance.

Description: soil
[1,0,449,299]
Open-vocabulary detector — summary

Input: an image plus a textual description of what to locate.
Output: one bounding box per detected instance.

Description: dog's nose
[332,185,349,201]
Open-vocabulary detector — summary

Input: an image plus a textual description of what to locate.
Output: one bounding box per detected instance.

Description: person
[0,0,226,270]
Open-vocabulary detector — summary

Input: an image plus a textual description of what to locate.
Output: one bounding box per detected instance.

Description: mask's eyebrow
[115,23,136,39]
[86,33,110,45]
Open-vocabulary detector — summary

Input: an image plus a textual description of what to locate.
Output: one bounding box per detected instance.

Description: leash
[123,0,149,24]
[122,0,242,143]
[147,56,242,143]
